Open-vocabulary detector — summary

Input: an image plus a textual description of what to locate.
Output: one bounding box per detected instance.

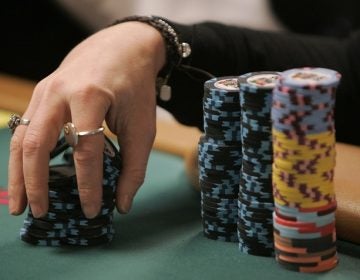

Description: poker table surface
[0,128,359,280]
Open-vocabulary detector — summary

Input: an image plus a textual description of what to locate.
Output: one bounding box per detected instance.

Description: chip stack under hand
[271,67,340,272]
[238,72,279,256]
[199,77,242,242]
[20,136,121,246]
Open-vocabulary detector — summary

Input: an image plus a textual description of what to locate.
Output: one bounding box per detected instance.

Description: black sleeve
[157,21,360,146]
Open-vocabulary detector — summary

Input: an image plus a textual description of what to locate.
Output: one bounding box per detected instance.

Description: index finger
[22,97,67,218]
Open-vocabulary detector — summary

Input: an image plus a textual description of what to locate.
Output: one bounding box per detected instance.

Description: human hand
[8,22,166,218]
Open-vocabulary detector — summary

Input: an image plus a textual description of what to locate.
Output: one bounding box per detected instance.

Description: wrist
[108,21,167,76]
[111,16,192,101]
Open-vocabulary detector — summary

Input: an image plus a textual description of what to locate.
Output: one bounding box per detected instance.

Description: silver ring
[8,114,31,133]
[63,122,105,147]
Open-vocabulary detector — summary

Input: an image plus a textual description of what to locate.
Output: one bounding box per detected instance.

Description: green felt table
[0,128,359,280]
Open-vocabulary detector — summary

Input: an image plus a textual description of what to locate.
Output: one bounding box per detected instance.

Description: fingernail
[31,205,47,218]
[9,198,20,215]
[118,195,132,214]
[82,203,100,219]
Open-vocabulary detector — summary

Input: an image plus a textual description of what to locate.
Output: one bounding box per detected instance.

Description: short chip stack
[238,72,279,256]
[20,136,121,246]
[271,67,340,272]
[199,77,242,242]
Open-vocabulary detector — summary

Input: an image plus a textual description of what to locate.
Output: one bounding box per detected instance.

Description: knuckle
[72,84,113,108]
[33,78,50,95]
[77,185,101,204]
[74,148,98,166]
[45,77,66,94]
[25,181,44,204]
[8,177,24,189]
[22,132,42,157]
[125,168,146,189]
[75,84,99,99]
[77,184,93,197]
[9,134,23,154]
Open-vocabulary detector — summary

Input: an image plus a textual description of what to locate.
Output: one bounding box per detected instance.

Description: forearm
[158,21,360,146]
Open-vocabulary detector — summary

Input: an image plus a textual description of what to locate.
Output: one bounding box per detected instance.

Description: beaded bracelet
[112,15,192,101]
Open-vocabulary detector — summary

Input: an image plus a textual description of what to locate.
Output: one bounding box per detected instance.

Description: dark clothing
[158,22,360,146]
[270,0,360,38]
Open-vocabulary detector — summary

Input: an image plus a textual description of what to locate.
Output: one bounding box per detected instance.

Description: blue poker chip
[203,228,238,243]
[203,221,237,234]
[236,71,278,255]
[238,72,280,91]
[205,76,240,93]
[20,231,62,247]
[277,67,341,89]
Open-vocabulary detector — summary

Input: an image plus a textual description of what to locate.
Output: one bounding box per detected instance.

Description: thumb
[115,121,156,214]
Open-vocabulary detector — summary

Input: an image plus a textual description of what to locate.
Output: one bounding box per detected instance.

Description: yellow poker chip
[273,186,336,201]
[273,158,335,173]
[273,142,336,157]
[273,184,335,199]
[273,148,336,161]
[274,191,336,202]
[272,170,335,185]
[273,196,336,209]
[272,129,335,148]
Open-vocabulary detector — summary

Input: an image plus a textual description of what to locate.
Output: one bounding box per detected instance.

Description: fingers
[8,80,48,215]
[69,85,111,218]
[8,127,28,215]
[115,94,156,214]
[10,79,112,219]
[21,97,66,218]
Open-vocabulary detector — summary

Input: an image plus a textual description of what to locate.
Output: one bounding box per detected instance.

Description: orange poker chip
[274,215,319,229]
[274,232,336,252]
[274,219,335,234]
[276,248,336,264]
[274,241,307,254]
[278,253,321,264]
[297,200,337,213]
[298,222,335,235]
[273,232,292,245]
[299,256,338,273]
[276,255,338,273]
[275,246,337,258]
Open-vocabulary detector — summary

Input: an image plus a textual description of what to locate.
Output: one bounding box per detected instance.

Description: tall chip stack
[20,136,121,246]
[271,67,340,272]
[238,72,279,256]
[199,77,242,242]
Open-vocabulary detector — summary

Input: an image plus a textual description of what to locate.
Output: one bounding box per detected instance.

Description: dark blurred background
[1,0,359,81]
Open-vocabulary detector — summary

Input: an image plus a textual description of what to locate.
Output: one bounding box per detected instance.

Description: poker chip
[200,77,242,242]
[20,135,121,247]
[271,67,340,272]
[238,72,280,256]
[199,68,340,273]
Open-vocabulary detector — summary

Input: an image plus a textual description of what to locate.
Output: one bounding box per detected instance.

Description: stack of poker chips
[238,72,279,256]
[271,67,340,272]
[199,77,242,242]
[20,136,121,246]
